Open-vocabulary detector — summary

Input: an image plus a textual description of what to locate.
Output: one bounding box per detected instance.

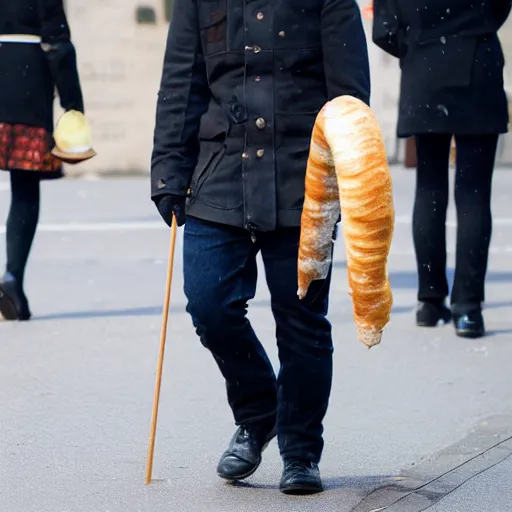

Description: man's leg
[183,216,277,480]
[451,134,498,337]
[260,227,333,494]
[413,134,452,327]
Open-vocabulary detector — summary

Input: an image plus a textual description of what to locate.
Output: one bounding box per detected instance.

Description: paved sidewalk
[1,167,512,511]
[430,455,512,512]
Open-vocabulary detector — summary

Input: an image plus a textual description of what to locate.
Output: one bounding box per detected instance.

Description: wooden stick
[145,215,178,485]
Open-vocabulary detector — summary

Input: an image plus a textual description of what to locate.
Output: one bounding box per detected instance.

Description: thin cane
[145,214,178,485]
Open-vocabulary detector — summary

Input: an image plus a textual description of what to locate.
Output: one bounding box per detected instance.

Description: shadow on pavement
[486,328,512,336]
[30,301,417,321]
[334,262,512,290]
[12,267,512,321]
[228,474,397,492]
[34,306,165,321]
[32,300,276,321]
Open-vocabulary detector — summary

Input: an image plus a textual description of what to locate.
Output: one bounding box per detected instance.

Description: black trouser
[5,171,40,287]
[183,216,333,464]
[413,134,498,314]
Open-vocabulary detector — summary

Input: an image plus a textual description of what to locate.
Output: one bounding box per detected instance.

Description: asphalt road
[1,167,512,511]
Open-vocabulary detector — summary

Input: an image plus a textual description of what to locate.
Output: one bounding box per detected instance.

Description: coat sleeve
[150,0,211,200]
[321,0,371,106]
[491,0,512,28]
[371,0,403,59]
[38,0,84,113]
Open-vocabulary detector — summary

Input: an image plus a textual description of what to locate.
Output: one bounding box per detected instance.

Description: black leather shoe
[280,459,323,495]
[416,301,451,327]
[0,273,31,321]
[217,424,276,481]
[453,310,485,339]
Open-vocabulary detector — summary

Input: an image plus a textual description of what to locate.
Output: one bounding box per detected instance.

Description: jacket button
[256,149,265,158]
[255,117,266,129]
[157,179,166,189]
[256,12,264,20]
[254,76,261,82]
[242,152,249,159]
[279,31,286,37]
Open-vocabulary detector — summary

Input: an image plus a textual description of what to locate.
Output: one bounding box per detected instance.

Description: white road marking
[1,215,512,233]
[394,215,512,227]
[386,246,512,256]
[0,219,510,254]
[0,221,165,234]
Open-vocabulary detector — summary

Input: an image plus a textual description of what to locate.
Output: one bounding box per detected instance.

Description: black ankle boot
[280,459,323,495]
[217,424,276,481]
[453,310,485,339]
[416,301,451,327]
[0,272,31,321]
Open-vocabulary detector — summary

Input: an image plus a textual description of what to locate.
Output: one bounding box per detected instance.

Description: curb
[350,415,512,512]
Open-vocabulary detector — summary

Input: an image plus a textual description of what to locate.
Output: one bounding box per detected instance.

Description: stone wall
[61,0,170,176]
[63,1,512,176]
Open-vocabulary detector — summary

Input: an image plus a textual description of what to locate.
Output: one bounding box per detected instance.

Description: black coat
[0,0,84,132]
[372,0,511,137]
[151,0,371,232]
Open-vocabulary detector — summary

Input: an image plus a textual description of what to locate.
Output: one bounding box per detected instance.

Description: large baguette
[297,95,395,348]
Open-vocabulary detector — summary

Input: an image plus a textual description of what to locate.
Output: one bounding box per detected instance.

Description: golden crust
[298,95,395,348]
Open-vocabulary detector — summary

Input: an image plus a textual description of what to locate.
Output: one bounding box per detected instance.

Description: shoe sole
[217,435,274,481]
[455,329,485,339]
[0,284,19,321]
[217,456,262,482]
[416,317,451,327]
[280,483,324,495]
[417,321,446,327]
[416,320,450,328]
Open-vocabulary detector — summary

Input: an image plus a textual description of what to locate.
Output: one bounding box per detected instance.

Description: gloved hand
[155,194,187,227]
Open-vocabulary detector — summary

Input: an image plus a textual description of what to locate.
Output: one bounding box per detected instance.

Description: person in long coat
[151,0,370,494]
[0,0,84,320]
[373,0,511,338]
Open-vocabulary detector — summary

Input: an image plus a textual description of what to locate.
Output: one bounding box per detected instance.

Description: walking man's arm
[151,0,211,225]
[321,0,371,105]
[371,0,403,59]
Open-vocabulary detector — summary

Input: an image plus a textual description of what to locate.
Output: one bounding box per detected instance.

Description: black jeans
[413,134,498,314]
[183,216,333,463]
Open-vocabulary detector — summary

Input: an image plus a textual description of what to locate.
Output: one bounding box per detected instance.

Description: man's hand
[155,194,187,227]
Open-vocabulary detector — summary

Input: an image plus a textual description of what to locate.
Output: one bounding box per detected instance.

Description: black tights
[413,134,498,314]
[5,171,40,288]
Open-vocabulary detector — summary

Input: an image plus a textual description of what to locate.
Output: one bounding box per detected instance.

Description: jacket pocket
[192,143,243,210]
[189,142,224,199]
[198,0,227,55]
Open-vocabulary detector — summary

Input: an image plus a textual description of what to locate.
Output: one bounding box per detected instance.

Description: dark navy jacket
[151,0,371,231]
[373,0,511,137]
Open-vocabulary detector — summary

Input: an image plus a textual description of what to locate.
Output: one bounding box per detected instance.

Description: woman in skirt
[0,0,84,320]
[373,0,511,338]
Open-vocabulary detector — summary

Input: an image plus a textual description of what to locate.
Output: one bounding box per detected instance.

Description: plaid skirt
[0,123,63,179]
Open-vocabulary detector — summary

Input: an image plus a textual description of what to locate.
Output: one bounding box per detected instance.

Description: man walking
[151,0,370,494]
